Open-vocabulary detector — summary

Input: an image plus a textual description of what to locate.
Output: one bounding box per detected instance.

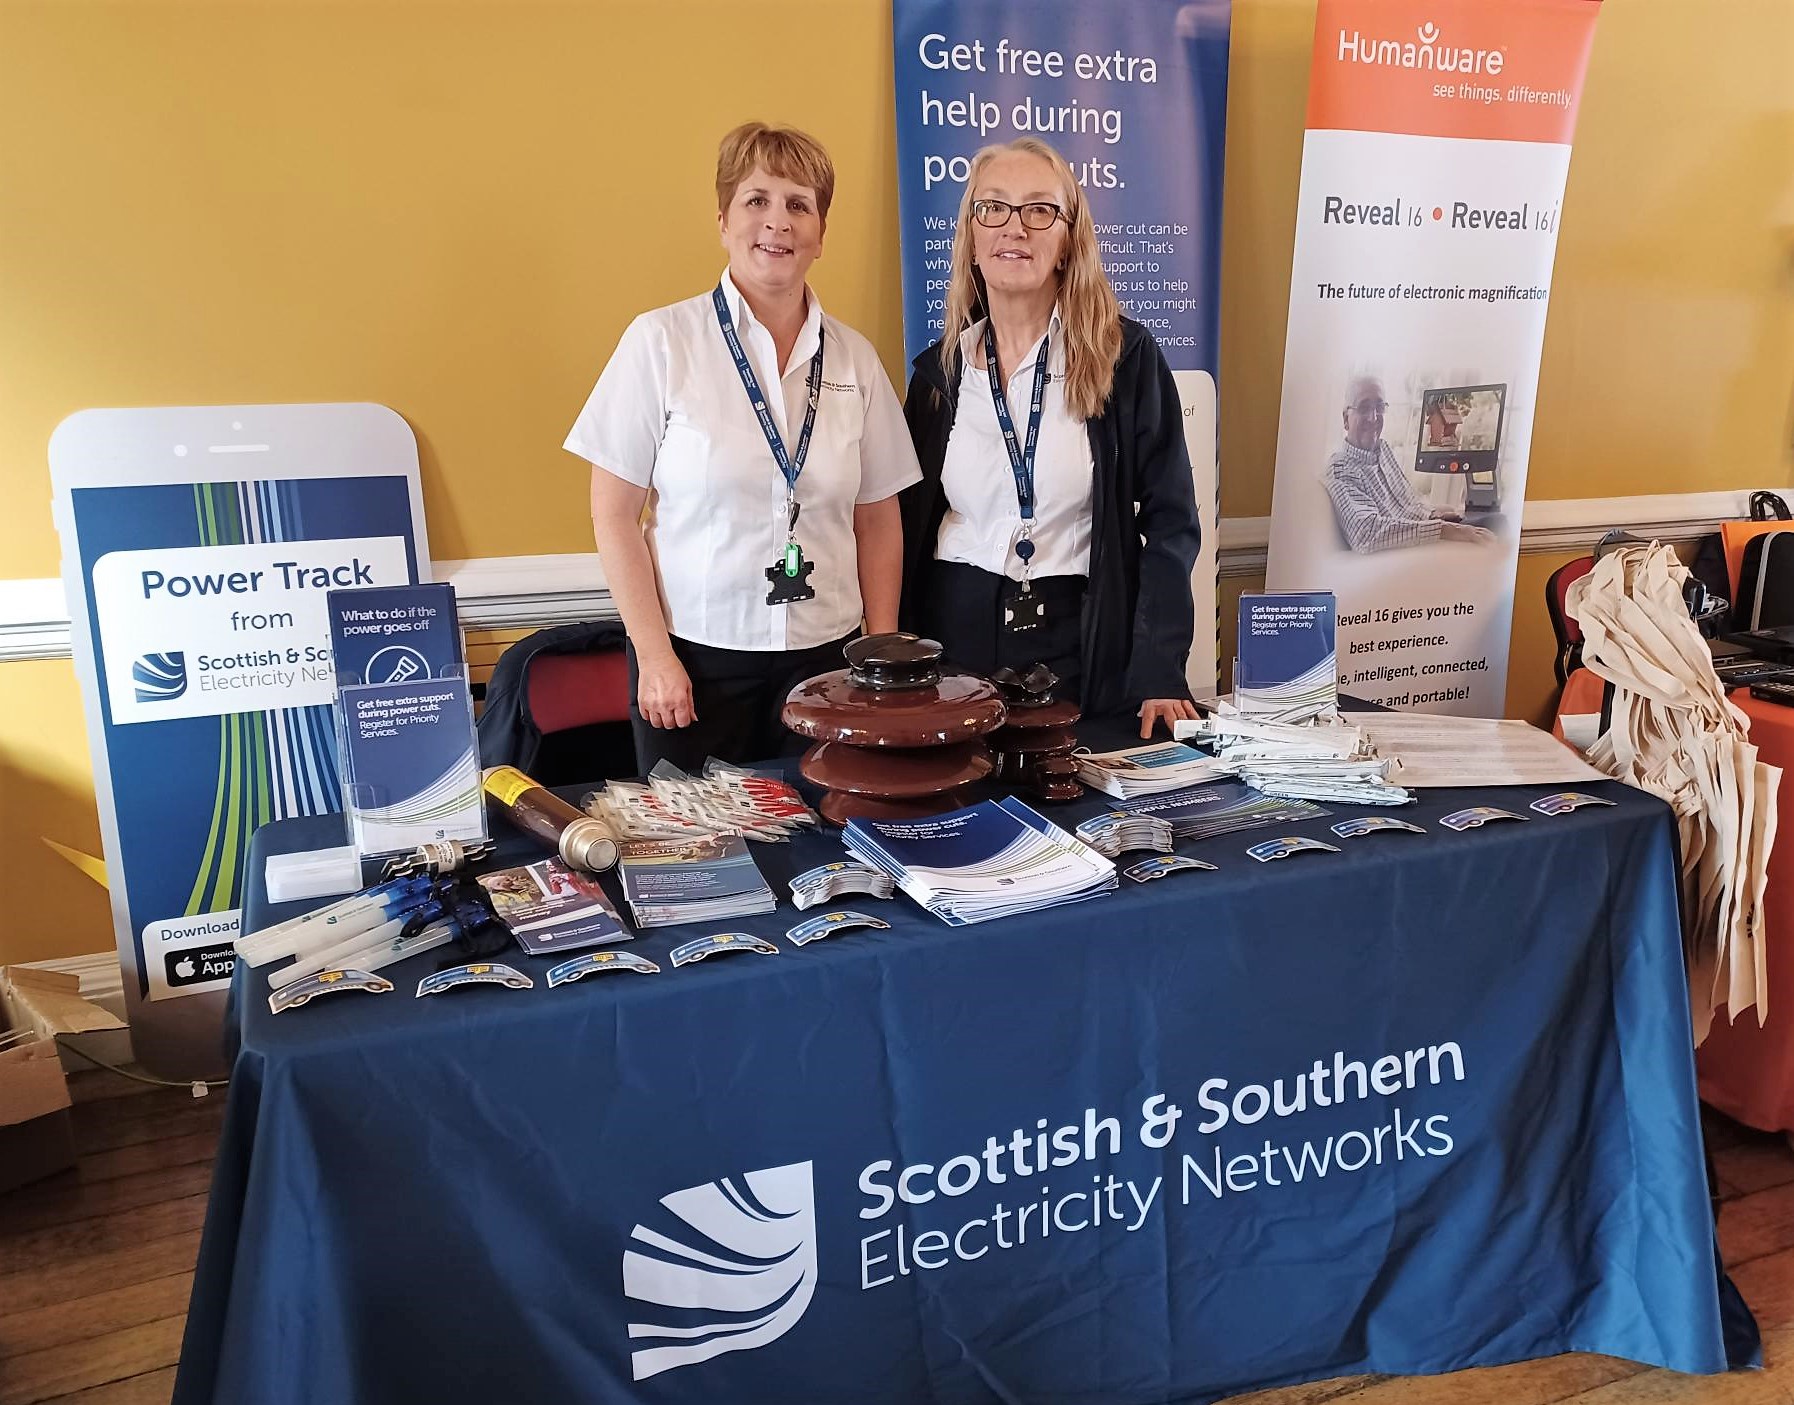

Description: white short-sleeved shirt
[935,312,1095,581]
[564,270,921,651]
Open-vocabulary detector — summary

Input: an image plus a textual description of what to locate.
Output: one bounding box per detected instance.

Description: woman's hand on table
[1139,698,1200,738]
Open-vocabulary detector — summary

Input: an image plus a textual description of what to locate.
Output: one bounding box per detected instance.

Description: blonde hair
[715,122,836,223]
[939,138,1122,420]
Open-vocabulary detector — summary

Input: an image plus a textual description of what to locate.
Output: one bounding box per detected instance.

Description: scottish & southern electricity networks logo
[132,652,188,703]
[622,1161,816,1381]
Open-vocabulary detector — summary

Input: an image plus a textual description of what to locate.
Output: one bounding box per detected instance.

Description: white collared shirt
[935,312,1095,581]
[565,270,921,651]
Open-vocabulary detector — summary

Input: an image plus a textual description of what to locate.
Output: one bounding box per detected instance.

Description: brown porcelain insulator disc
[800,740,993,799]
[783,669,1006,747]
[989,699,1081,733]
[987,727,1079,759]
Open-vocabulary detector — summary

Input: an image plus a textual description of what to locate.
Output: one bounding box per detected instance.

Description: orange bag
[1720,491,1794,598]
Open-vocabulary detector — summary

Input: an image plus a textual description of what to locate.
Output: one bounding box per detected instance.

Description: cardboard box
[1,965,132,1075]
[0,1037,75,1193]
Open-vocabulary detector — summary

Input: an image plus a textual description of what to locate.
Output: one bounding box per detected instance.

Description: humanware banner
[1264,0,1601,714]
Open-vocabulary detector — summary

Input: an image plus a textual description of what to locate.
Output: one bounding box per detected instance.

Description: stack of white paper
[844,799,1117,926]
[1074,742,1230,798]
[1176,710,1413,806]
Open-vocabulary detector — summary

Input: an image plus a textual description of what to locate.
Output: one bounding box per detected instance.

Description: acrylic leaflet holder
[328,581,488,860]
[335,667,488,859]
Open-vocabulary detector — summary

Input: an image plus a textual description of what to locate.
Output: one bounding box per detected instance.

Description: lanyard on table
[983,319,1051,591]
[713,282,824,562]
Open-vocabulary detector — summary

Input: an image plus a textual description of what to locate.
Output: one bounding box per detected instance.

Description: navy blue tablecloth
[174,778,1756,1404]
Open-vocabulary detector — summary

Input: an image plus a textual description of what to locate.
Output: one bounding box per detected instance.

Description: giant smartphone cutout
[50,404,429,1078]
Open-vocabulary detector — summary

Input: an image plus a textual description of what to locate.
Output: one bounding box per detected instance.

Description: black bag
[1686,492,1789,636]
[1688,534,1732,622]
[1751,491,1793,523]
[1735,530,1794,631]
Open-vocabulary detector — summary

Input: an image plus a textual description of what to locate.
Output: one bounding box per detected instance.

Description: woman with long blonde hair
[899,138,1200,736]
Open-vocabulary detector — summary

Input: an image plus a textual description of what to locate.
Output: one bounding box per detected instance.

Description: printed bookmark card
[1440,807,1527,832]
[1530,791,1617,816]
[1124,855,1218,883]
[546,951,661,987]
[786,911,892,946]
[1332,817,1427,839]
[670,932,780,968]
[1246,836,1340,863]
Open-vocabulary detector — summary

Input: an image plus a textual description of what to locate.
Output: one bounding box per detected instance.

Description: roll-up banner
[1264,0,1601,715]
[892,0,1231,694]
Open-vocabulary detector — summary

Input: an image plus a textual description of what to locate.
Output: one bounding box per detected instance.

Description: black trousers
[918,560,1086,704]
[625,632,857,774]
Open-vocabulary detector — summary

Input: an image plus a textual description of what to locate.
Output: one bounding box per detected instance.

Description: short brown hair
[715,122,836,222]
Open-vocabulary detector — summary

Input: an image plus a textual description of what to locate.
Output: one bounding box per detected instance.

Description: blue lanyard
[983,320,1051,559]
[713,284,823,525]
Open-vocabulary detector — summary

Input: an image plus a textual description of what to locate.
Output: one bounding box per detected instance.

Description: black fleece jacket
[898,317,1201,716]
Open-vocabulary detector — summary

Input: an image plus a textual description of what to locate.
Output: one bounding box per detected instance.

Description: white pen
[236,877,433,968]
[270,912,421,990]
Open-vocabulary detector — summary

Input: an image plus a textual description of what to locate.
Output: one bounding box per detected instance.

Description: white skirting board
[0,490,1762,663]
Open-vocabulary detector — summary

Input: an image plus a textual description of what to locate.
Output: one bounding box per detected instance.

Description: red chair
[1545,555,1595,686]
[477,623,637,784]
[526,650,632,734]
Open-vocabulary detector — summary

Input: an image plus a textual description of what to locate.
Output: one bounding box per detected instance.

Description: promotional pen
[236,876,434,967]
[270,903,443,990]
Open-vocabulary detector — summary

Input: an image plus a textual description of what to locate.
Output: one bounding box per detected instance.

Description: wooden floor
[2,1071,1792,1404]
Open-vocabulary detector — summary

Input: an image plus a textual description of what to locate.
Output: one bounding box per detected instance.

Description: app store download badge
[164,943,239,990]
[145,911,242,1000]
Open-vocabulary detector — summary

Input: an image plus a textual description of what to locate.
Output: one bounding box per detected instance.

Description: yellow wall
[2,0,1791,961]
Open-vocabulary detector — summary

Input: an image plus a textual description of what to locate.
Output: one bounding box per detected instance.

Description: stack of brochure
[1074,811,1175,859]
[1074,742,1230,799]
[844,798,1117,927]
[475,858,631,957]
[616,834,777,928]
[1177,712,1414,807]
[1115,779,1328,841]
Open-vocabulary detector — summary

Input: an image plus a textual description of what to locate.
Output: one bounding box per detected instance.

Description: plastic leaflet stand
[337,671,486,860]
[330,584,487,862]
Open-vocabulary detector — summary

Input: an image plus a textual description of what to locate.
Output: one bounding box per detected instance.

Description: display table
[174,775,1755,1405]
[1557,666,1794,1133]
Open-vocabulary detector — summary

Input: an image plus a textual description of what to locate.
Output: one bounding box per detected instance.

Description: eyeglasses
[970,199,1069,231]
[1349,400,1389,415]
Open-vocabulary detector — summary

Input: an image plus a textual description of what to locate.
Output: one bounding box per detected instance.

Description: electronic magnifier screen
[1414,384,1506,475]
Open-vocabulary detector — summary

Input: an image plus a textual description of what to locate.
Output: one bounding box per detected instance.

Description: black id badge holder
[1003,582,1045,632]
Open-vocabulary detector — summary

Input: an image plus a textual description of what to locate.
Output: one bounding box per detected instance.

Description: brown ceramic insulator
[784,634,1009,824]
[783,672,1006,748]
[987,727,1079,759]
[986,689,1083,803]
[989,699,1081,734]
[800,740,993,799]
